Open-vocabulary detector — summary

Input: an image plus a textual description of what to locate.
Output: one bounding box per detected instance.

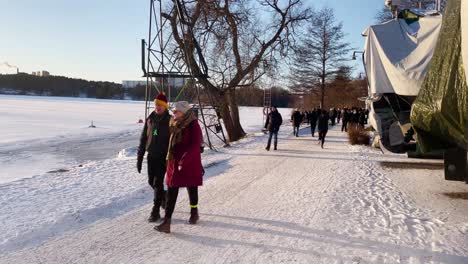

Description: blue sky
[0,0,383,83]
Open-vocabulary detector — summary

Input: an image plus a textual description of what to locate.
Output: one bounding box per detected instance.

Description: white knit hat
[172,101,192,114]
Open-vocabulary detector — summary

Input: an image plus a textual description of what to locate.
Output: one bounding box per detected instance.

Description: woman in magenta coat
[155,101,203,233]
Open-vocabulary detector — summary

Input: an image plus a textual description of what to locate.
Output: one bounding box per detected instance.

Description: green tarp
[398,9,420,24]
[411,0,468,152]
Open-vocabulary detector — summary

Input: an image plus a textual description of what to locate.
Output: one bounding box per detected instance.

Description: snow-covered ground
[1,95,467,263]
[0,95,290,253]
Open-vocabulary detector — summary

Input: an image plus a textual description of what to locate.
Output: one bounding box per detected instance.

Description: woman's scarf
[166,109,197,161]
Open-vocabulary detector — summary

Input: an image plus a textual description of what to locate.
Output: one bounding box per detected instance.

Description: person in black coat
[337,108,342,124]
[137,93,171,222]
[330,108,337,126]
[349,109,359,130]
[359,110,366,128]
[309,109,318,137]
[265,106,283,151]
[291,110,303,137]
[341,108,349,132]
[317,110,329,149]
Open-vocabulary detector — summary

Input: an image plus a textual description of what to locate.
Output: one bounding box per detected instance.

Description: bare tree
[375,7,395,24]
[288,7,352,109]
[162,0,311,142]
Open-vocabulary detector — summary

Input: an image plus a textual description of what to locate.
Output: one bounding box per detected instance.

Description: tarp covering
[411,0,468,152]
[462,0,468,85]
[363,15,442,96]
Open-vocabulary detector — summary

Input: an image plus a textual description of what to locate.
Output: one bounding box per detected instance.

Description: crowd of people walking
[295,107,369,148]
[138,98,369,233]
[265,106,369,150]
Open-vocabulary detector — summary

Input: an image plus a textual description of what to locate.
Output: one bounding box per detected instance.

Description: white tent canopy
[363,15,443,96]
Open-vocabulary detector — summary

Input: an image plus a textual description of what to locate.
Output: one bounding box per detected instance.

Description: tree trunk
[321,78,325,109]
[226,88,246,140]
[217,96,236,143]
[197,79,246,143]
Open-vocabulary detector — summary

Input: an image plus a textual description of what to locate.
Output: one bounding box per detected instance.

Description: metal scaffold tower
[262,59,275,127]
[262,86,272,125]
[141,0,228,149]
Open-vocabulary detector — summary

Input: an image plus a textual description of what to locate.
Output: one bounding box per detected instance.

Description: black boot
[148,205,161,223]
[189,208,199,225]
[155,217,171,233]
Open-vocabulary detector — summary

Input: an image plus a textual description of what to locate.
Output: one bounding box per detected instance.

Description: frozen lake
[0,94,290,183]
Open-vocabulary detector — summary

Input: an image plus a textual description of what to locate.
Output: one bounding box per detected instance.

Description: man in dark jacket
[330,108,337,126]
[359,109,366,128]
[341,108,349,132]
[309,109,318,137]
[265,106,283,151]
[349,109,359,130]
[317,110,329,149]
[337,108,342,124]
[137,92,171,222]
[291,110,303,137]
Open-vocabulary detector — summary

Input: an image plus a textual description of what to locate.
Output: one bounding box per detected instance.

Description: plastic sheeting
[411,0,468,152]
[363,15,442,96]
[462,0,468,85]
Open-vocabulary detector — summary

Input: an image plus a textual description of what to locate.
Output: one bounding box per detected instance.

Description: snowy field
[0,95,467,263]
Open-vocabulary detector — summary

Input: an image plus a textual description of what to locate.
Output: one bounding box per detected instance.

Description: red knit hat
[154,92,168,108]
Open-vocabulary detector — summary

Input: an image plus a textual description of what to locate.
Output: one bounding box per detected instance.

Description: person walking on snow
[330,108,337,126]
[341,108,349,132]
[156,101,204,233]
[359,109,366,128]
[317,110,329,149]
[309,109,318,137]
[137,92,171,222]
[337,108,342,124]
[291,109,303,137]
[264,106,283,151]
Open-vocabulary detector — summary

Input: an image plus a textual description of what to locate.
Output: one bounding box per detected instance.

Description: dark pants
[341,121,348,132]
[147,155,166,208]
[266,130,278,149]
[310,123,316,136]
[293,126,300,137]
[165,186,198,219]
[318,130,328,148]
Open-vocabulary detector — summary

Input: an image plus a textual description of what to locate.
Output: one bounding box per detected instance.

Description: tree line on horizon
[0,73,124,99]
[0,73,300,107]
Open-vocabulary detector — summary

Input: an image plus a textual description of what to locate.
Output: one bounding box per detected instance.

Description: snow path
[1,126,467,263]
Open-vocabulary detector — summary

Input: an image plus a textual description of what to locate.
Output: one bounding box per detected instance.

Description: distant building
[122,78,186,89]
[122,80,147,88]
[32,71,50,77]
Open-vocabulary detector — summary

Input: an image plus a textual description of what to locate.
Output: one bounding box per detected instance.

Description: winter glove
[137,156,143,174]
